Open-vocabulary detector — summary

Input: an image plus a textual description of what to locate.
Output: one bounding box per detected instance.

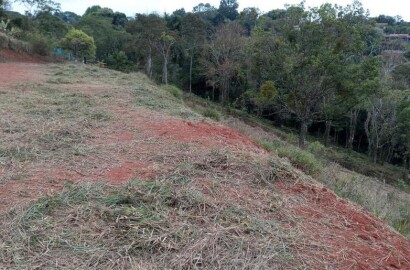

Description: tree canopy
[61,28,96,59]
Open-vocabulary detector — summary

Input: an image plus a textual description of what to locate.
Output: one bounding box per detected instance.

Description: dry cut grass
[0,149,296,269]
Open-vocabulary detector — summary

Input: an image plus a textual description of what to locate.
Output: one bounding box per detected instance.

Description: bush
[0,31,31,53]
[202,107,220,121]
[0,31,7,48]
[255,138,322,176]
[161,84,183,99]
[26,33,51,56]
[307,141,326,155]
[277,145,323,176]
[106,51,135,72]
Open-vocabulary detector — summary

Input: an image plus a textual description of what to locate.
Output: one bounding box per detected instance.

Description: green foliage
[61,28,96,59]
[161,84,183,99]
[257,139,323,176]
[307,141,326,156]
[202,107,221,121]
[254,80,277,111]
[277,145,323,176]
[106,51,134,72]
[76,12,130,60]
[16,0,60,15]
[32,11,68,39]
[260,80,277,99]
[25,32,50,55]
[218,0,239,21]
[392,63,410,90]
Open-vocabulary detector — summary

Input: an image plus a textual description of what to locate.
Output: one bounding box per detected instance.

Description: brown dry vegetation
[0,61,410,269]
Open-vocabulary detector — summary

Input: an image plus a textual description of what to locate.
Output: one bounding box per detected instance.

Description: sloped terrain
[0,62,409,269]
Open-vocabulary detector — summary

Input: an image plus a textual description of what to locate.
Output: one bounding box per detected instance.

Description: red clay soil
[0,61,409,269]
[0,49,44,63]
[0,62,46,90]
[146,119,268,151]
[275,181,410,269]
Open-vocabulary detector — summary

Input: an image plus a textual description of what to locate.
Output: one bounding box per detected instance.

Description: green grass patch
[161,84,183,99]
[202,107,221,121]
[257,139,323,176]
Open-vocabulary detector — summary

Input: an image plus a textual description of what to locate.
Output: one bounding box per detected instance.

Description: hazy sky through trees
[11,0,410,21]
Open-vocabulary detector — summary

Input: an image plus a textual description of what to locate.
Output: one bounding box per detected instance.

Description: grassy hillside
[0,63,409,269]
[185,96,410,236]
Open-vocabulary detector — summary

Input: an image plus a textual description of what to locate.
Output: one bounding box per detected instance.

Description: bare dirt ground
[0,60,409,269]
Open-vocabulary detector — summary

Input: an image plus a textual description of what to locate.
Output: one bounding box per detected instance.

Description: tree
[33,11,68,39]
[0,0,6,19]
[218,0,239,21]
[364,94,400,163]
[202,22,244,104]
[181,12,207,93]
[245,25,282,92]
[61,28,96,60]
[126,14,166,80]
[1,0,10,12]
[239,7,259,35]
[15,0,60,15]
[192,2,220,30]
[76,14,130,61]
[83,5,127,28]
[156,31,176,85]
[391,63,410,90]
[337,57,381,151]
[254,80,278,115]
[398,103,410,182]
[272,4,367,148]
[106,51,134,72]
[54,11,80,25]
[165,8,185,31]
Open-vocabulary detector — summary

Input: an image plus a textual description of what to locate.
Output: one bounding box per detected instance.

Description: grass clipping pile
[0,151,294,269]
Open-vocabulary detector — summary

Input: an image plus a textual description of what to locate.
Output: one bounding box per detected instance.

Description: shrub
[106,51,135,72]
[307,141,326,155]
[26,33,51,56]
[161,84,183,99]
[0,31,7,48]
[255,138,322,176]
[277,145,323,176]
[202,107,220,121]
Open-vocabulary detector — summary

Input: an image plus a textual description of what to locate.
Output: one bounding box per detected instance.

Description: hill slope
[0,62,409,269]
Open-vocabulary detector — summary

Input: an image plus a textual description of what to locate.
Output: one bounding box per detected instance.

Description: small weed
[90,110,112,121]
[396,179,409,190]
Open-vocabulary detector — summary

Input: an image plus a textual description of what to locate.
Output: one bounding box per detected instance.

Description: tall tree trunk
[147,47,152,80]
[365,111,372,158]
[386,146,393,163]
[324,120,332,147]
[407,153,410,184]
[372,147,378,163]
[162,57,168,85]
[358,135,363,152]
[347,109,359,152]
[299,121,308,149]
[189,53,193,94]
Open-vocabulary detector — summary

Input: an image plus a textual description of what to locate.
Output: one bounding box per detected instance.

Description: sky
[11,0,410,21]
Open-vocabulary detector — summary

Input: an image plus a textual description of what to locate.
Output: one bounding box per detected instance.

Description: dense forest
[1,0,410,175]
